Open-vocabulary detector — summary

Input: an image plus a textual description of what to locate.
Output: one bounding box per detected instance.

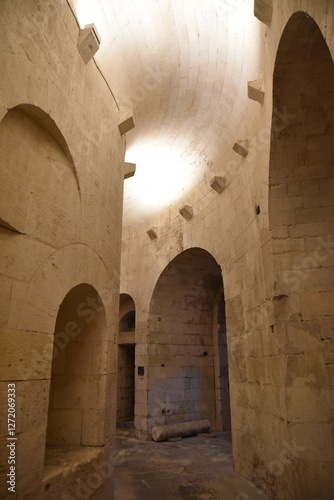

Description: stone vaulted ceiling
[69,0,263,226]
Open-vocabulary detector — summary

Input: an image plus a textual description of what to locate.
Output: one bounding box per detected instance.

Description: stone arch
[46,283,108,448]
[146,247,231,435]
[119,293,136,333]
[268,11,334,498]
[133,230,227,316]
[117,293,136,426]
[0,103,80,238]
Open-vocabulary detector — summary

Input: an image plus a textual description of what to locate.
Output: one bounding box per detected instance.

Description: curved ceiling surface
[69,0,261,226]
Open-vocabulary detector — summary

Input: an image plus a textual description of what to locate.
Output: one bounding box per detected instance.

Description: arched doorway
[0,104,79,238]
[46,283,107,450]
[117,294,136,428]
[147,248,231,435]
[269,11,334,498]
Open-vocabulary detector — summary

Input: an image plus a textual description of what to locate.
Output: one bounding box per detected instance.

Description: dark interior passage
[117,345,135,425]
[217,292,231,431]
[117,294,136,427]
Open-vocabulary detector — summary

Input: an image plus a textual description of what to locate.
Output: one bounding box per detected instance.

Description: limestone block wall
[0,1,124,499]
[0,1,333,499]
[116,345,135,424]
[120,2,334,499]
[116,294,136,424]
[267,10,334,500]
[147,248,222,430]
[47,284,109,448]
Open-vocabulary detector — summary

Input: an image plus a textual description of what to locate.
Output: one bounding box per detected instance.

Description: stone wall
[147,248,222,431]
[0,1,124,498]
[120,2,334,499]
[117,294,136,424]
[267,11,334,499]
[0,1,333,499]
[116,345,135,424]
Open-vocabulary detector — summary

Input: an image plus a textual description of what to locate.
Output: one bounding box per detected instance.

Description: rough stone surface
[119,4,334,499]
[152,419,210,441]
[0,1,122,498]
[1,2,334,500]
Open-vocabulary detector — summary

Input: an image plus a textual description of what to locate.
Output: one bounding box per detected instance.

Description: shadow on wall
[117,294,136,426]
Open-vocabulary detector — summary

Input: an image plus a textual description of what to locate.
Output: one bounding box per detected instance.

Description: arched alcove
[269,11,334,498]
[117,294,136,427]
[46,283,107,450]
[119,310,136,333]
[147,248,231,433]
[0,104,80,240]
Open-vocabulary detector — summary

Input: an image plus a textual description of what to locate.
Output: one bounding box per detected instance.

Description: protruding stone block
[248,80,265,104]
[210,176,227,194]
[254,0,273,26]
[179,205,193,221]
[123,162,136,179]
[147,229,158,241]
[233,141,248,158]
[118,112,135,135]
[78,24,101,64]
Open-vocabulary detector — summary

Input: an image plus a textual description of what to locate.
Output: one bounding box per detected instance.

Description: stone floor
[114,428,269,500]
